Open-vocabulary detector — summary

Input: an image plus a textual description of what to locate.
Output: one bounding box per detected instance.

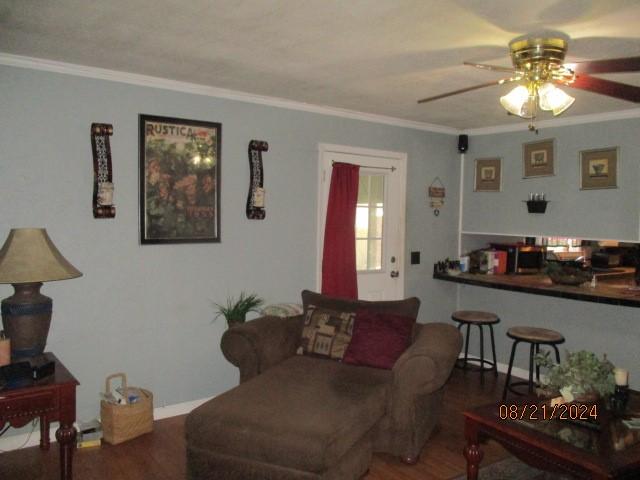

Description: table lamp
[0,228,82,359]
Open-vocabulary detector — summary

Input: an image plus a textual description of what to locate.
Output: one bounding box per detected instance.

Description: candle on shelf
[614,367,629,386]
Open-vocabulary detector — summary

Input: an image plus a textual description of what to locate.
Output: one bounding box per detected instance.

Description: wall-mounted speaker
[458,134,468,153]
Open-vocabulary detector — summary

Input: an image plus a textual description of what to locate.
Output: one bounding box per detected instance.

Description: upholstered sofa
[186,291,462,480]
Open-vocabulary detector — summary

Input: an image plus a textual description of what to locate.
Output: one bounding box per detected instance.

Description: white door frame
[316,143,407,297]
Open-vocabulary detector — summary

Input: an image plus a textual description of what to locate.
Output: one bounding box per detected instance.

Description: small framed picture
[474,158,501,192]
[523,139,554,178]
[580,147,618,190]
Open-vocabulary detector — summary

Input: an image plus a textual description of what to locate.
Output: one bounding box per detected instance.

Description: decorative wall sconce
[91,123,115,218]
[247,140,268,219]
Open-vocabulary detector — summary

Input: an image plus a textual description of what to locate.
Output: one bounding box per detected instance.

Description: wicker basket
[100,373,153,445]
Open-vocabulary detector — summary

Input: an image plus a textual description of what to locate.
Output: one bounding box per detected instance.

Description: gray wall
[0,65,460,423]
[463,119,640,241]
[459,120,640,387]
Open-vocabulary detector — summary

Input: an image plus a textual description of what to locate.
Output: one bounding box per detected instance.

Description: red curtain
[322,162,360,299]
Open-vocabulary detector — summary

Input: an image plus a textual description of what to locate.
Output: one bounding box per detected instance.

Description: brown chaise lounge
[186,291,462,480]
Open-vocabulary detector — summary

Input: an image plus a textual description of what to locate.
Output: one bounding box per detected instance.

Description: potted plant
[545,260,592,286]
[536,349,615,402]
[214,292,264,328]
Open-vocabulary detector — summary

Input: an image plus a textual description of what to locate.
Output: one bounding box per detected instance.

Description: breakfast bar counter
[433,271,640,308]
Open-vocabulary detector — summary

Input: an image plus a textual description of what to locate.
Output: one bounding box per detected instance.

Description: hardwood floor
[0,369,510,480]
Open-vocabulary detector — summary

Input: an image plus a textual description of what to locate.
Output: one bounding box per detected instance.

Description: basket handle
[105,372,128,398]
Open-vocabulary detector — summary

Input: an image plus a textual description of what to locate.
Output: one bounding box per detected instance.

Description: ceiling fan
[417,34,640,130]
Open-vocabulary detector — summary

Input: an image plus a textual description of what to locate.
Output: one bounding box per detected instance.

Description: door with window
[318,145,406,300]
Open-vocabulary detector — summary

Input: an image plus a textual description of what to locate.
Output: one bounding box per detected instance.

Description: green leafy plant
[213,292,264,327]
[536,350,615,402]
[545,261,592,286]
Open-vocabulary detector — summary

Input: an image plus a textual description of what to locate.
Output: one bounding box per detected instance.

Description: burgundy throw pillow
[343,310,415,370]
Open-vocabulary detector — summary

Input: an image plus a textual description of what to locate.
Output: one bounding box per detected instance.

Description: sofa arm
[392,322,462,395]
[388,322,462,444]
[220,315,303,383]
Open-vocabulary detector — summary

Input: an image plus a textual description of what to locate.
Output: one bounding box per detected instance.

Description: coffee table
[463,392,640,479]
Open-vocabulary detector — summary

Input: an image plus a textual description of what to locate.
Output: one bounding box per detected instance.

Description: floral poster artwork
[139,115,221,244]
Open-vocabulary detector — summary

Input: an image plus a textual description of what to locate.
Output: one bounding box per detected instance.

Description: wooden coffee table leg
[464,418,483,480]
[56,423,76,480]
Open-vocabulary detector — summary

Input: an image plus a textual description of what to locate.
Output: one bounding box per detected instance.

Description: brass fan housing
[508,37,571,84]
[509,37,568,66]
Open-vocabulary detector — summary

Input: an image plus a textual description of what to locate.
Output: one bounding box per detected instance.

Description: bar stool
[502,326,564,401]
[451,310,499,380]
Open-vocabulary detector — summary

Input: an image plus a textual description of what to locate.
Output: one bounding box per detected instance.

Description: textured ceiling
[1,0,639,130]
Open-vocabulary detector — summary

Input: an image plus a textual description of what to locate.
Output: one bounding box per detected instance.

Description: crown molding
[2,53,637,137]
[0,53,458,135]
[463,108,640,136]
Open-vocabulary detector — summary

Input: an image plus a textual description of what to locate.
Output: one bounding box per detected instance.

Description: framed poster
[139,115,221,244]
[523,138,554,178]
[580,147,618,190]
[474,158,502,192]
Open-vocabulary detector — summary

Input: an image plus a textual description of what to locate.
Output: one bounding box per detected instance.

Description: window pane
[355,206,369,237]
[367,239,382,270]
[355,174,384,272]
[356,239,368,271]
[369,175,384,204]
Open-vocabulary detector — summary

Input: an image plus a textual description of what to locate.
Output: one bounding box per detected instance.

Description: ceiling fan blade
[568,57,640,74]
[565,75,640,103]
[417,79,509,104]
[463,61,516,73]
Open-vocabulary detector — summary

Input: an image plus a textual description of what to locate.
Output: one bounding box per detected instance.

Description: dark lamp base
[1,282,52,359]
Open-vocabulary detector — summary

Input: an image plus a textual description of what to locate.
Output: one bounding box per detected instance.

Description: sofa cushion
[343,310,415,369]
[186,355,391,473]
[301,290,420,322]
[297,305,355,360]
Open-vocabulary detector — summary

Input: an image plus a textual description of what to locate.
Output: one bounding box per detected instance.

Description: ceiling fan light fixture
[538,82,575,115]
[500,85,531,117]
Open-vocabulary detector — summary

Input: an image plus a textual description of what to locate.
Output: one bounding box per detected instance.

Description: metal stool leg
[463,323,471,370]
[479,325,485,384]
[502,340,519,401]
[489,324,498,377]
[535,343,541,383]
[552,344,562,364]
[528,343,536,394]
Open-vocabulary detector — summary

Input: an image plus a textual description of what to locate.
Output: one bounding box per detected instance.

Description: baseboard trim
[0,395,214,452]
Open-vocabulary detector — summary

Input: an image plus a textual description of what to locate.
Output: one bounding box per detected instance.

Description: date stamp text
[498,403,598,421]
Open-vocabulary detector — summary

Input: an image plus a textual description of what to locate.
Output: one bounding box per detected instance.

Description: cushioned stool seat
[186,355,391,478]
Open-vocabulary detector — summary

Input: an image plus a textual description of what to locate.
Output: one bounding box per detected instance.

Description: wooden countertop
[433,271,640,308]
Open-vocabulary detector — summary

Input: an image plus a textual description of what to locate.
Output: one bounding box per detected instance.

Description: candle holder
[610,385,630,414]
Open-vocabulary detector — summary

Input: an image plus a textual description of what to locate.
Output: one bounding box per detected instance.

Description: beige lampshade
[0,228,82,284]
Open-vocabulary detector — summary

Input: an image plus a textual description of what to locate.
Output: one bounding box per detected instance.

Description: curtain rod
[331,160,396,172]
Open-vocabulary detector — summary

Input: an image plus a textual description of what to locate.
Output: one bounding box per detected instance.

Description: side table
[0,352,79,480]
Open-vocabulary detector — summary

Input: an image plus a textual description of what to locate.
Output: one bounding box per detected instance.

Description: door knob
[390,270,399,278]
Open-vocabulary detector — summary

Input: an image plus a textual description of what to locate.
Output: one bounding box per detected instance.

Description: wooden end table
[0,353,79,480]
[464,392,640,479]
